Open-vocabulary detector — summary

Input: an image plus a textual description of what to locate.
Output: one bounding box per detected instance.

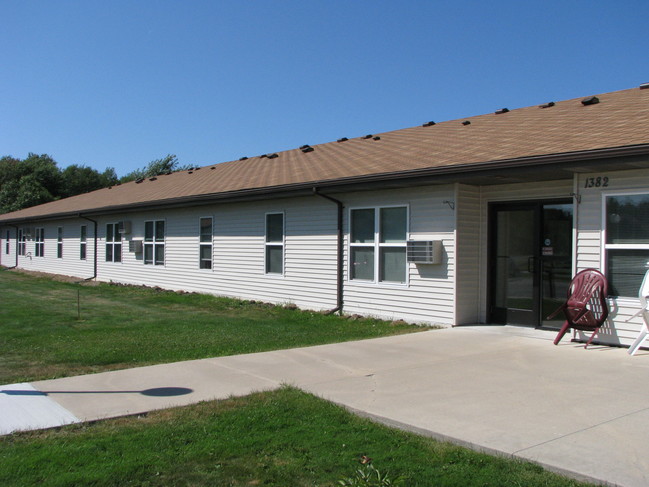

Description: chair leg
[628,329,649,356]
[553,322,571,345]
[584,328,600,349]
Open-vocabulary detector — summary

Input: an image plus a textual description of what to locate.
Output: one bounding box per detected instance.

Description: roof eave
[1,143,649,225]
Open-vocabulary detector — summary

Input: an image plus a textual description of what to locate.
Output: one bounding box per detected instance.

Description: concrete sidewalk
[2,326,649,486]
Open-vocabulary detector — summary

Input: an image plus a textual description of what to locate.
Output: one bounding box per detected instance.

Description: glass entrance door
[539,203,573,329]
[490,205,538,325]
[489,201,573,328]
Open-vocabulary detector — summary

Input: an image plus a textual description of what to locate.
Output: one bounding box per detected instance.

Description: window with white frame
[57,227,63,258]
[18,229,26,256]
[5,230,9,254]
[199,217,213,269]
[605,193,649,297]
[80,225,87,260]
[105,223,122,262]
[265,213,284,274]
[350,206,408,284]
[144,220,165,265]
[35,228,45,257]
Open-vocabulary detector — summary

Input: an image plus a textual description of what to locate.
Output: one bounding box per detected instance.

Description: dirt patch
[3,267,100,286]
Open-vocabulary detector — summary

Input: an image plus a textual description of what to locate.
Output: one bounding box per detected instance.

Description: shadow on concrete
[0,387,193,397]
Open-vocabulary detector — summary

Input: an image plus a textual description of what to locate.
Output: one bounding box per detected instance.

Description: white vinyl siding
[6,219,94,278]
[95,199,339,312]
[7,167,649,346]
[343,186,456,325]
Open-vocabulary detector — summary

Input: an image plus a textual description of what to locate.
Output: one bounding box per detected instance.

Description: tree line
[0,153,190,214]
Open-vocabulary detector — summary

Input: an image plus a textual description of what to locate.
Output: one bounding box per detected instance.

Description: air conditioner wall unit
[406,240,443,264]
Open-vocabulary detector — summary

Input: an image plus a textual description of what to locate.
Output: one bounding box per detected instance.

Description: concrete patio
[2,326,648,486]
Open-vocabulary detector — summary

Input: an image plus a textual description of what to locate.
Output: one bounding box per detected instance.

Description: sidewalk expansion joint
[511,404,649,456]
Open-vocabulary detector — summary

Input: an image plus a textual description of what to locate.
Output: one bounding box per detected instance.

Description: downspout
[79,215,98,281]
[313,188,344,314]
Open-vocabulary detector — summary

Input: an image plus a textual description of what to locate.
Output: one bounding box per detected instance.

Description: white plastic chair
[627,264,649,355]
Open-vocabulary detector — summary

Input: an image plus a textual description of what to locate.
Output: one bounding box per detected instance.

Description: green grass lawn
[0,269,592,486]
[0,387,591,487]
[0,269,423,384]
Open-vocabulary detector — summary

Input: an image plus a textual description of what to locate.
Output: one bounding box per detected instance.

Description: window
[265,213,284,274]
[18,229,26,256]
[57,227,63,258]
[5,230,9,254]
[80,225,87,260]
[199,217,213,269]
[105,223,122,262]
[605,193,649,297]
[350,206,408,284]
[35,228,45,257]
[144,220,165,265]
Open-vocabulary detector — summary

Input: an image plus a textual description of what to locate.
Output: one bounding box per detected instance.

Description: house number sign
[584,176,609,188]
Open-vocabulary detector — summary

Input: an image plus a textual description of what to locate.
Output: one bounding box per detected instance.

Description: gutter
[79,215,98,281]
[313,188,344,315]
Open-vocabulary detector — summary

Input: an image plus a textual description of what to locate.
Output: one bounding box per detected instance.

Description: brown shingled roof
[2,86,648,223]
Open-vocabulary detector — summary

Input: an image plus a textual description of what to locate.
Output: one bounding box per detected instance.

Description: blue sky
[1,1,647,177]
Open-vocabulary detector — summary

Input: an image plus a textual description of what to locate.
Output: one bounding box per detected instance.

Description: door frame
[487,198,573,327]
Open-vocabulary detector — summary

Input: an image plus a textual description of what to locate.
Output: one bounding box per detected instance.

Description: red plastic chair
[547,269,609,348]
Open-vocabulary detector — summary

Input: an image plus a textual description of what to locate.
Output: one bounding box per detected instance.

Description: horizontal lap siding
[7,219,95,279]
[575,168,649,346]
[97,198,339,311]
[341,186,457,325]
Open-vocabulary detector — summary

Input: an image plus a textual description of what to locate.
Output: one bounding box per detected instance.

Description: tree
[0,153,119,214]
[61,164,119,198]
[0,152,188,214]
[120,154,192,183]
[23,153,63,197]
[100,167,119,187]
[0,154,62,213]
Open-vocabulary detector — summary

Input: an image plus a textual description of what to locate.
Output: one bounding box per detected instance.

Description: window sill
[264,272,285,279]
[347,279,409,289]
